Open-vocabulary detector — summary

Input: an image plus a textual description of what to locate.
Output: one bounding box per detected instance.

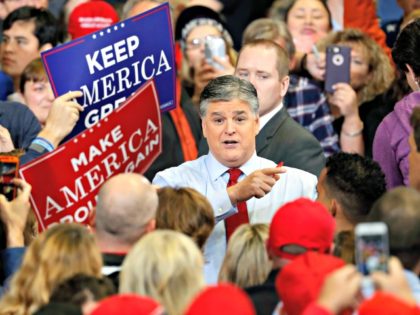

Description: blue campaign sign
[42,2,175,140]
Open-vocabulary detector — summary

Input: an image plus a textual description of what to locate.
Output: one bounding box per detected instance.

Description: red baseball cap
[276,252,346,315]
[68,0,119,39]
[267,198,335,259]
[185,283,256,315]
[91,294,163,315]
[359,292,420,315]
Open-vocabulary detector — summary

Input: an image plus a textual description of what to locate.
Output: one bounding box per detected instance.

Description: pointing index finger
[261,166,286,175]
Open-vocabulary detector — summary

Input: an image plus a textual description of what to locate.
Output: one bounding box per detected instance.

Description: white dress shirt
[153,152,317,284]
[259,102,283,131]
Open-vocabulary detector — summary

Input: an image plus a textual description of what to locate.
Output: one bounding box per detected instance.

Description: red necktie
[225,168,250,241]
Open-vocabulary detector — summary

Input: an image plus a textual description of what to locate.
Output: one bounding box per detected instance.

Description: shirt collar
[206,151,258,181]
[259,102,283,131]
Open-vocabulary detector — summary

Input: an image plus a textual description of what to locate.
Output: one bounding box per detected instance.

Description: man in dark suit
[235,39,325,176]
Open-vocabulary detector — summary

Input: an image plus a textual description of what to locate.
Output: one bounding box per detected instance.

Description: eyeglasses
[185,35,223,50]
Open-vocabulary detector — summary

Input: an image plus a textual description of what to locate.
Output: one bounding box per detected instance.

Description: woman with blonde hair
[0,223,102,315]
[218,224,271,288]
[318,28,395,156]
[120,230,204,315]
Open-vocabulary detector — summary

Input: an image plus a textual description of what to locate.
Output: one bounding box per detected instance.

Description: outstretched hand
[38,91,84,147]
[227,166,286,204]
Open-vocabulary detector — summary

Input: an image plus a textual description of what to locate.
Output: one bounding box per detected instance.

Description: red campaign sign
[19,81,162,231]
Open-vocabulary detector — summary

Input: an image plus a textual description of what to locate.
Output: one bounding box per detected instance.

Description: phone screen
[204,36,226,70]
[0,160,18,201]
[356,233,388,275]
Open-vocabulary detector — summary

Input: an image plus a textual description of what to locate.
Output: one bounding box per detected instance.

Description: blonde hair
[120,230,204,315]
[0,223,102,315]
[317,29,395,103]
[218,224,272,288]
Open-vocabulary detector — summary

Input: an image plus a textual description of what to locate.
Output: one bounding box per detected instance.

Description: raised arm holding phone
[176,6,236,109]
[318,29,394,157]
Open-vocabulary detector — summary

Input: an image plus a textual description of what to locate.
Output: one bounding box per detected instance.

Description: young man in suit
[235,39,325,176]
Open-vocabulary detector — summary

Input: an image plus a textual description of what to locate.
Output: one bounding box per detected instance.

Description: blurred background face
[236,45,285,117]
[64,0,87,22]
[128,0,160,17]
[2,21,41,80]
[23,79,54,126]
[184,24,222,69]
[397,0,420,14]
[341,42,371,92]
[287,0,330,53]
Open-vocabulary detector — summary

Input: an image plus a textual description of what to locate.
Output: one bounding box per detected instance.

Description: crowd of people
[0,0,420,314]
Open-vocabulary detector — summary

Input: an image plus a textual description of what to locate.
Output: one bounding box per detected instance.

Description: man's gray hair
[199,75,259,117]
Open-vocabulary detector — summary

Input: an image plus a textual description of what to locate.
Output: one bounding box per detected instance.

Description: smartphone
[204,36,226,70]
[325,45,351,93]
[355,222,389,276]
[0,156,19,201]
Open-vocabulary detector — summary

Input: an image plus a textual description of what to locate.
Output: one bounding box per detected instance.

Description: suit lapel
[256,107,289,153]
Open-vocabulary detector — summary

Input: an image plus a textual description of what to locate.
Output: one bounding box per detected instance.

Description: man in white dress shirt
[153,75,317,283]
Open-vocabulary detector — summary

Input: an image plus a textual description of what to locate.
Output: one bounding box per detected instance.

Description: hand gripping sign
[41,2,175,141]
[19,81,162,231]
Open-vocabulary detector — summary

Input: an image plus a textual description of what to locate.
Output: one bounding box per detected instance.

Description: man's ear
[254,115,260,135]
[202,118,207,139]
[331,199,338,217]
[406,63,419,90]
[280,75,290,98]
[89,207,96,228]
[145,218,156,234]
[267,246,276,261]
[39,43,53,52]
[289,57,297,71]
[406,63,416,79]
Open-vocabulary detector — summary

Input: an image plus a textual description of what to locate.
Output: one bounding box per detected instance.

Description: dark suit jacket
[256,107,325,177]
